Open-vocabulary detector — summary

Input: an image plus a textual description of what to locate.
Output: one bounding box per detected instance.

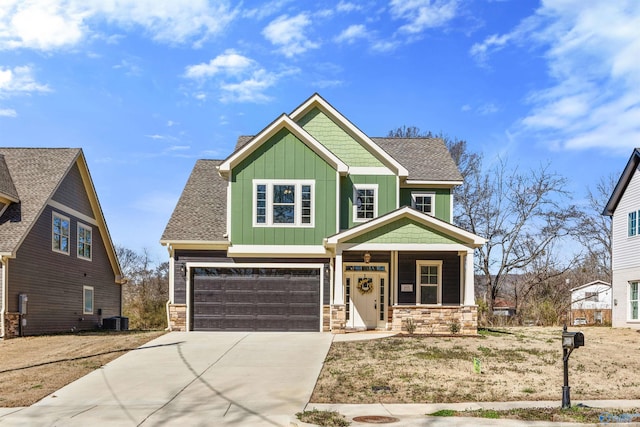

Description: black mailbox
[562,330,584,349]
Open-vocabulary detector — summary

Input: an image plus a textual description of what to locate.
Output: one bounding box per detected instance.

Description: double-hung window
[630,211,640,237]
[411,192,435,215]
[353,184,377,222]
[83,285,94,315]
[52,212,70,255]
[254,180,314,226]
[416,261,442,305]
[78,223,92,261]
[630,282,639,320]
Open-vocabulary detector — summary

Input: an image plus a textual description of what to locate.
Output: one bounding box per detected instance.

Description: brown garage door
[192,267,321,331]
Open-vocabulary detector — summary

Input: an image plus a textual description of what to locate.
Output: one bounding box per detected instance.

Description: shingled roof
[0,148,81,254]
[235,135,461,182]
[372,137,462,182]
[161,159,228,242]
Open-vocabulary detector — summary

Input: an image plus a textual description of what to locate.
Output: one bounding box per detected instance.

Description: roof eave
[603,148,640,216]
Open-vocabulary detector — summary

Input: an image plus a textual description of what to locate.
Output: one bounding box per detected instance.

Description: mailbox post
[561,324,584,408]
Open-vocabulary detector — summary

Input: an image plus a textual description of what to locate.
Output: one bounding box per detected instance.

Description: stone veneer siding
[391,305,477,335]
[330,304,346,333]
[3,312,20,339]
[168,304,187,331]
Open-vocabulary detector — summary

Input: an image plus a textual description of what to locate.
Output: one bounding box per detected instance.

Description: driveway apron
[0,332,334,427]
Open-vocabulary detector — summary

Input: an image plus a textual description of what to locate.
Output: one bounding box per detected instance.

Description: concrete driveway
[0,332,334,427]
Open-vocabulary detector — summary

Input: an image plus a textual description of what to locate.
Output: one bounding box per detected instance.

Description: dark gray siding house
[0,148,123,338]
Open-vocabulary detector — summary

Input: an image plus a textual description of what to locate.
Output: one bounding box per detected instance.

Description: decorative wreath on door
[357,277,374,294]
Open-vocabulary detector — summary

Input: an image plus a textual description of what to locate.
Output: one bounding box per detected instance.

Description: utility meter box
[18,294,28,315]
[562,330,584,349]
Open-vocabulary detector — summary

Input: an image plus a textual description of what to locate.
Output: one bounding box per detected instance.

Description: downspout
[165,244,174,331]
[1,256,7,339]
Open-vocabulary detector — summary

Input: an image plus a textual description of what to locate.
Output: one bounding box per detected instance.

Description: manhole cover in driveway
[352,415,400,424]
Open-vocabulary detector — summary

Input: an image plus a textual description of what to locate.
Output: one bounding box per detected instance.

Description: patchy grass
[296,408,351,426]
[0,330,165,407]
[429,406,640,424]
[311,327,640,404]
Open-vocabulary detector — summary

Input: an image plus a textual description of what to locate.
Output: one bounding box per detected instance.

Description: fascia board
[160,240,230,250]
[289,94,408,177]
[603,148,640,216]
[218,114,347,174]
[404,180,463,187]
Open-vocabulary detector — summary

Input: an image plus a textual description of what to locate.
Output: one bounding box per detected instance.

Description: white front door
[344,264,388,329]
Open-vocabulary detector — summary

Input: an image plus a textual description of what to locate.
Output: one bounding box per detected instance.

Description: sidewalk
[299,400,640,426]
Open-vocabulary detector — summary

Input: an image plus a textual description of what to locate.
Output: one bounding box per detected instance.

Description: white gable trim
[218,114,348,175]
[289,94,408,178]
[325,206,485,247]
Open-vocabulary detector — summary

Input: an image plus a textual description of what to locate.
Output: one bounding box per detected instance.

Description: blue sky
[1,0,639,263]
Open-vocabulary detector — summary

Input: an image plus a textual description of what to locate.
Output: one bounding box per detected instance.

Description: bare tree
[116,245,168,330]
[456,158,580,314]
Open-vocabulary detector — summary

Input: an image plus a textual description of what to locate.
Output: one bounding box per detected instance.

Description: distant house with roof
[0,148,123,338]
[570,280,612,325]
[604,148,640,328]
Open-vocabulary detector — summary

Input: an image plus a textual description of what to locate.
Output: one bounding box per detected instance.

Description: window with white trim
[630,211,639,236]
[630,282,639,320]
[411,192,435,215]
[52,212,70,255]
[416,261,442,305]
[78,223,92,260]
[253,180,314,227]
[353,184,377,222]
[83,285,94,315]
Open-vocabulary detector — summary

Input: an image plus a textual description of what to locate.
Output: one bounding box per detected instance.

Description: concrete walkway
[0,332,333,427]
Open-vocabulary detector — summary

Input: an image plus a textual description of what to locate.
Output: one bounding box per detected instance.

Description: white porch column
[334,251,344,304]
[463,249,475,306]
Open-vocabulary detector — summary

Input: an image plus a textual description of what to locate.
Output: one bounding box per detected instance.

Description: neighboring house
[0,148,123,338]
[492,298,516,317]
[604,147,640,328]
[569,280,612,326]
[161,94,485,334]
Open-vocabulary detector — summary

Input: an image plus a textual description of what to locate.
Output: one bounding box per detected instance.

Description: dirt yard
[0,331,164,407]
[311,327,640,404]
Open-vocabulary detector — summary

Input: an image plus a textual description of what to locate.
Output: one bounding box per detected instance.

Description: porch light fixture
[180,264,186,277]
[363,252,371,264]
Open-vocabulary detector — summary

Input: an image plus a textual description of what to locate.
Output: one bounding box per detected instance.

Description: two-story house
[1,148,123,338]
[569,280,612,325]
[161,94,485,334]
[604,148,640,328]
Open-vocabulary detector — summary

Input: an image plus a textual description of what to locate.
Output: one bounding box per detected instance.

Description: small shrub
[449,320,461,334]
[296,408,350,426]
[404,318,417,334]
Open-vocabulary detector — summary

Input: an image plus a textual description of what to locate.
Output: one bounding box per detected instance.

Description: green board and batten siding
[399,188,452,222]
[345,217,465,245]
[297,107,384,167]
[231,128,337,245]
[341,174,397,229]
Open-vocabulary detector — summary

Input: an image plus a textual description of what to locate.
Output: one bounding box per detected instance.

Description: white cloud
[0,65,50,97]
[219,68,298,103]
[184,50,254,79]
[0,0,237,51]
[334,24,368,44]
[262,13,320,57]
[389,0,459,34]
[0,107,17,117]
[336,1,362,13]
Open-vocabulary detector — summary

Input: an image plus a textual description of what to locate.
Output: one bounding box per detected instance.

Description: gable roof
[325,206,485,247]
[603,148,640,216]
[570,280,611,293]
[218,114,348,176]
[0,155,19,203]
[161,159,229,245]
[373,138,462,183]
[290,93,408,177]
[0,148,122,279]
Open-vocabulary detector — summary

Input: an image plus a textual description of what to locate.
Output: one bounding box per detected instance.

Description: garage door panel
[192,267,321,331]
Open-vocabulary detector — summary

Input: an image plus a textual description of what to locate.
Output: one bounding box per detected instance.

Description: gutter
[0,256,7,339]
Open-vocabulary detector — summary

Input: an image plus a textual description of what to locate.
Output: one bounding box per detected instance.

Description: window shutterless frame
[52,211,71,255]
[416,260,442,305]
[353,184,378,223]
[77,222,92,261]
[253,180,315,227]
[630,282,639,321]
[83,285,94,315]
[411,191,435,215]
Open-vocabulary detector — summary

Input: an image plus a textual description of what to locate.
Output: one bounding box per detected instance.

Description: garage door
[192,267,321,331]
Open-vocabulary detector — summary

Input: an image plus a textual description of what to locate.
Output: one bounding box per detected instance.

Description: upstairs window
[52,212,70,255]
[353,184,377,222]
[585,291,598,302]
[411,192,435,215]
[253,180,314,227]
[78,223,92,261]
[629,211,637,236]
